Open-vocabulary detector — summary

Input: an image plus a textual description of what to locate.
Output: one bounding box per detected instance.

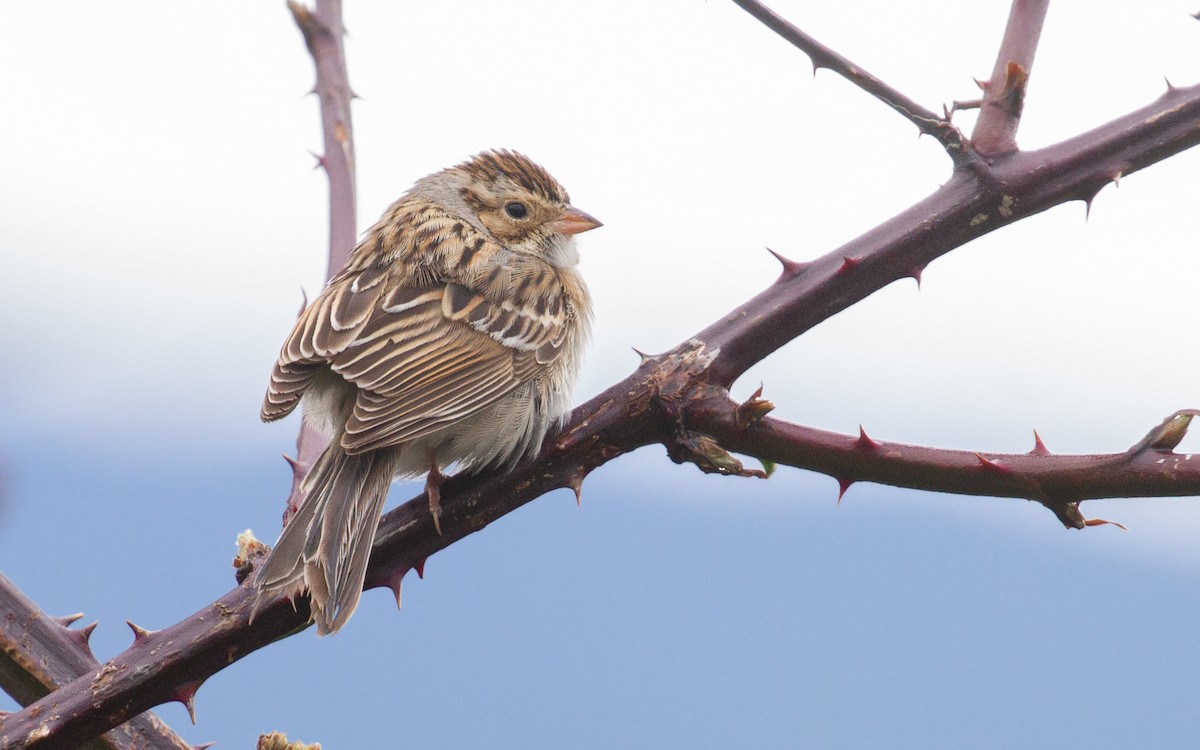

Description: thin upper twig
[281,0,358,521]
[729,0,975,165]
[971,0,1050,155]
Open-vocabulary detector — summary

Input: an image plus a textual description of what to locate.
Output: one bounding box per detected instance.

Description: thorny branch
[729,0,974,163]
[3,1,1200,747]
[0,574,194,750]
[282,0,358,522]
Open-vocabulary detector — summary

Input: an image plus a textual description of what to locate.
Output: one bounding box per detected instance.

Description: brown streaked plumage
[253,150,600,634]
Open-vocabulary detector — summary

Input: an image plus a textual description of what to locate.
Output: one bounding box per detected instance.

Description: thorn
[909,265,925,289]
[838,256,860,275]
[1084,517,1129,531]
[414,558,426,579]
[1079,183,1106,219]
[78,621,98,644]
[308,150,328,171]
[766,247,809,279]
[974,453,1013,474]
[282,453,302,477]
[193,743,216,750]
[170,680,203,724]
[425,464,446,536]
[386,567,410,609]
[836,477,854,503]
[972,76,989,91]
[54,612,84,627]
[854,426,880,452]
[1164,76,1178,93]
[1111,170,1122,188]
[566,473,584,506]
[126,620,156,644]
[1029,430,1051,456]
[632,347,653,364]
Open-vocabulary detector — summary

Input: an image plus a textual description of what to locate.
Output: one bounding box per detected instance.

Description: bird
[252,150,600,634]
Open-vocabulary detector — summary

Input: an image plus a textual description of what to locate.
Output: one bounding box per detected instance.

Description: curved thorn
[126,620,156,644]
[566,473,584,506]
[54,612,84,628]
[78,621,98,644]
[170,681,203,724]
[766,247,809,278]
[414,558,426,579]
[975,453,1013,474]
[910,265,924,289]
[1030,430,1051,456]
[836,477,854,503]
[855,426,880,452]
[387,567,410,610]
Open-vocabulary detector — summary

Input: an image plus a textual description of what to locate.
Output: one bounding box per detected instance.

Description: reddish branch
[282,0,357,519]
[3,1,1200,747]
[0,574,194,750]
[972,0,1050,154]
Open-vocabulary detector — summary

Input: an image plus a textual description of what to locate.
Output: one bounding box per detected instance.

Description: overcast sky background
[3,2,1200,748]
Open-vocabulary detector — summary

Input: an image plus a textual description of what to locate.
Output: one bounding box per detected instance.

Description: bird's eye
[504,201,529,220]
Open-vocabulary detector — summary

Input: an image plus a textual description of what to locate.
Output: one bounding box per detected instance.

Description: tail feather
[253,442,396,635]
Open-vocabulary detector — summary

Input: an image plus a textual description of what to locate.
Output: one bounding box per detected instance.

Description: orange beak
[550,206,603,236]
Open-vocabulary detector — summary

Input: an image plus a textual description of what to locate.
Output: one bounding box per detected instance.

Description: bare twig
[729,0,973,163]
[686,395,1200,528]
[281,0,358,522]
[972,0,1050,155]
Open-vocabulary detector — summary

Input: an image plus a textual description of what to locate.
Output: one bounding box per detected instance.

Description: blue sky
[3,2,1200,748]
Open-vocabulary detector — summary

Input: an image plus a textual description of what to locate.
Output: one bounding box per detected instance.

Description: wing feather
[262,257,573,453]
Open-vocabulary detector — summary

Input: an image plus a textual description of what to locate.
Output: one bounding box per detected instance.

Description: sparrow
[253,150,600,634]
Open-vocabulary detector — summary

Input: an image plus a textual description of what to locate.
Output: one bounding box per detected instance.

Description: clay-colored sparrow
[254,150,600,634]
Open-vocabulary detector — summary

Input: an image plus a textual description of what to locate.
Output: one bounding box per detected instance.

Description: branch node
[736,385,775,429]
[668,430,768,479]
[1134,410,1199,453]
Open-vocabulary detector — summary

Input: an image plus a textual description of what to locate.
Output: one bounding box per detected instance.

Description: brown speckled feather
[253,150,598,635]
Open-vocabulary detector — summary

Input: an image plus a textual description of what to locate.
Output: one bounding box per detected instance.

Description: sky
[2,1,1200,747]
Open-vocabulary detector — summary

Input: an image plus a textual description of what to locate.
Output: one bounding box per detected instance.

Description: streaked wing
[263,245,573,452]
[335,281,570,453]
[260,263,390,421]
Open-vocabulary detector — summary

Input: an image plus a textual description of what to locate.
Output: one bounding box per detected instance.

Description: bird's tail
[253,443,396,635]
